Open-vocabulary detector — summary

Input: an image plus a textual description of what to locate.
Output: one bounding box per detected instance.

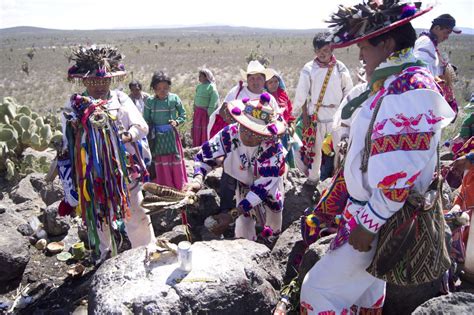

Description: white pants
[97,182,156,258]
[300,241,386,314]
[308,121,333,183]
[234,207,282,240]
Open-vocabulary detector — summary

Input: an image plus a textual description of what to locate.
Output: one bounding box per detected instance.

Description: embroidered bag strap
[360,88,386,172]
[313,64,335,122]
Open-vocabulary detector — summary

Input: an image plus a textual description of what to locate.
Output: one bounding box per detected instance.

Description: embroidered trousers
[300,240,385,314]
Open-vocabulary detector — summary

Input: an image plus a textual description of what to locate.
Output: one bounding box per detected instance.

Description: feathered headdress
[326,1,432,48]
[67,45,126,83]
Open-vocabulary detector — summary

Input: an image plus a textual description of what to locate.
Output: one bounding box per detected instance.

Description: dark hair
[313,32,331,50]
[150,71,172,89]
[430,14,456,31]
[128,80,142,90]
[368,23,417,52]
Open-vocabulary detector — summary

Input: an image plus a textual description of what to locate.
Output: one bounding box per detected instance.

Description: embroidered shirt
[414,34,444,77]
[144,93,186,126]
[194,82,220,116]
[343,51,455,234]
[194,123,286,213]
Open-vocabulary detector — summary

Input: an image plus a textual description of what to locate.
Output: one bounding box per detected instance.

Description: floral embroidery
[371,132,433,156]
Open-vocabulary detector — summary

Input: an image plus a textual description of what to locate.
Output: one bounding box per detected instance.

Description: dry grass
[1,26,473,138]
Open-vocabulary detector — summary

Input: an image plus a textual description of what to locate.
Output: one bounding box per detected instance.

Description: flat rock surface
[89,239,280,314]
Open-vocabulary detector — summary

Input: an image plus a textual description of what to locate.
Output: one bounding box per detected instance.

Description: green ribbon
[341,60,426,120]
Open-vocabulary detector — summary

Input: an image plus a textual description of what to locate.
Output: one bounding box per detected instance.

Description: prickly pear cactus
[0,97,63,181]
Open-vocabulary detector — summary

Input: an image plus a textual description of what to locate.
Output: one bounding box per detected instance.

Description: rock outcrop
[89,239,280,314]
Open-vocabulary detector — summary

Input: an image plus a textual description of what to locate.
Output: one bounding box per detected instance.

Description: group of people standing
[56,0,473,313]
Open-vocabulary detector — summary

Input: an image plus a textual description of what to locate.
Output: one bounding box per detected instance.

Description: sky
[1,0,473,30]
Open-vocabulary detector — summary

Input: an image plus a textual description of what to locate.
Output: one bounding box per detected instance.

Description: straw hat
[67,45,126,83]
[227,93,286,137]
[239,60,273,81]
[326,1,433,48]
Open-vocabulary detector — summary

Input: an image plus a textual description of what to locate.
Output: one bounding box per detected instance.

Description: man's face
[247,73,266,94]
[130,85,142,98]
[432,25,453,43]
[315,44,333,63]
[358,40,387,78]
[83,78,111,99]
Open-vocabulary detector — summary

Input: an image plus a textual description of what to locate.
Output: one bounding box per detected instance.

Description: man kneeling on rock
[187,93,287,241]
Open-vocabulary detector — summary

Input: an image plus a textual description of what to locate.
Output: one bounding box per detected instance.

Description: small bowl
[47,241,65,254]
[56,252,73,261]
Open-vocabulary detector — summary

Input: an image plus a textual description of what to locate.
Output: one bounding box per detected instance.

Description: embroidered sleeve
[356,81,455,234]
[174,95,186,125]
[238,143,286,212]
[292,65,312,118]
[194,124,237,178]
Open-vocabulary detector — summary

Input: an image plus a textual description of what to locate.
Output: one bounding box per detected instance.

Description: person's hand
[348,224,375,252]
[184,176,203,192]
[169,120,178,127]
[121,132,132,143]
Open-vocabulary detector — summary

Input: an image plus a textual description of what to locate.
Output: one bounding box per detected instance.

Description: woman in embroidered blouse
[192,68,220,147]
[144,71,188,190]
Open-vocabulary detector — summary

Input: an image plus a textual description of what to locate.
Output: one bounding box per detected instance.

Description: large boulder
[9,174,41,204]
[29,173,63,206]
[41,201,70,236]
[282,169,315,231]
[0,224,30,283]
[412,292,474,314]
[270,219,306,284]
[89,239,280,314]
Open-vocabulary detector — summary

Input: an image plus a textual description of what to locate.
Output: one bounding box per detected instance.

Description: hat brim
[452,27,462,34]
[240,69,273,82]
[331,6,433,49]
[67,70,127,81]
[227,101,286,137]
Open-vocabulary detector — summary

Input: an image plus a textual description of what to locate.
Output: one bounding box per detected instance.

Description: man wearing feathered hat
[293,31,353,187]
[299,1,455,313]
[188,93,287,241]
[61,45,155,261]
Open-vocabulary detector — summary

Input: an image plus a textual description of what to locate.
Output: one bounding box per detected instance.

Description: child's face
[199,73,208,83]
[153,81,170,99]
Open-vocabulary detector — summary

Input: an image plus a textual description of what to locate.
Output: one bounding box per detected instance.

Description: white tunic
[293,59,353,122]
[414,34,444,77]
